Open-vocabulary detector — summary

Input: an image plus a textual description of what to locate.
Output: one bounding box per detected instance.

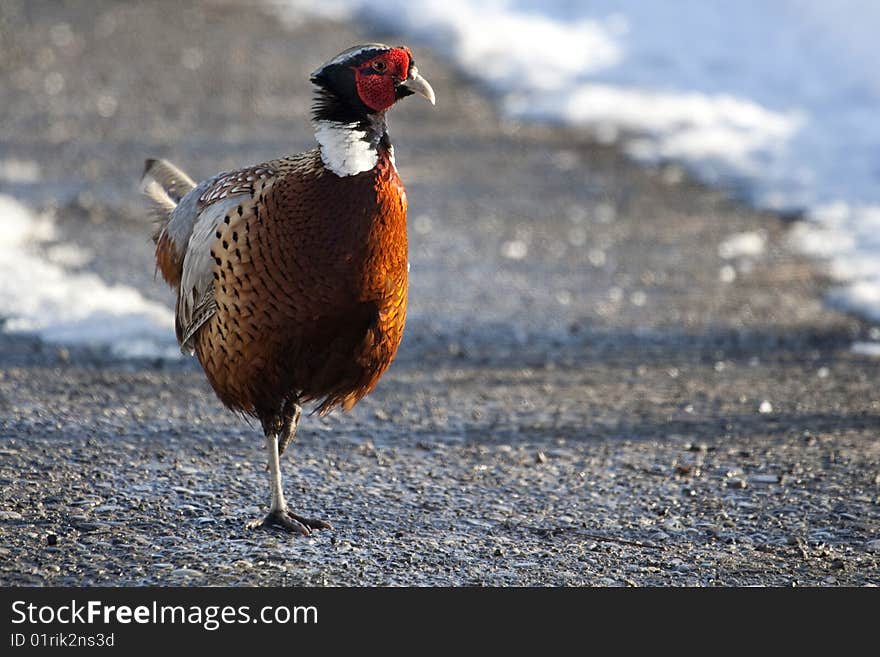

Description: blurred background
[2,0,880,357]
[0,1,878,585]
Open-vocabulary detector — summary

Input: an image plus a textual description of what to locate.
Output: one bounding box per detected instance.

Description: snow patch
[851,342,880,357]
[718,232,767,260]
[790,204,880,323]
[0,158,41,183]
[0,195,179,359]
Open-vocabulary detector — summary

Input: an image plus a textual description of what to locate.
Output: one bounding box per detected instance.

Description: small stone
[865,540,880,553]
[662,518,684,533]
[758,400,773,414]
[501,240,528,260]
[728,478,747,489]
[0,511,23,521]
[494,548,504,557]
[719,265,737,283]
[169,568,204,578]
[751,474,780,485]
[535,451,547,464]
[93,504,120,513]
[46,533,58,546]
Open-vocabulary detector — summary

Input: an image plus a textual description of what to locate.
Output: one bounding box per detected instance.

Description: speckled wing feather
[197,165,277,209]
[175,163,281,352]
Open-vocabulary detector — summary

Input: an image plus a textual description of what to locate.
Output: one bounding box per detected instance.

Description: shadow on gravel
[461,412,880,445]
[395,321,860,370]
[1,321,857,372]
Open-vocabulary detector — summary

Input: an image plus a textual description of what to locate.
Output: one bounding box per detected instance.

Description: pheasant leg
[248,432,332,535]
[278,400,302,458]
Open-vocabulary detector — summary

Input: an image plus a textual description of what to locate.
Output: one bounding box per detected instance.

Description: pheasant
[142,44,435,535]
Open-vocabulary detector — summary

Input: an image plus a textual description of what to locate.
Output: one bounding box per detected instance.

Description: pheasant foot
[248,508,332,535]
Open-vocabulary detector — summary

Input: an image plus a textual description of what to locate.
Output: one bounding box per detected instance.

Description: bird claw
[287,511,332,531]
[248,508,332,535]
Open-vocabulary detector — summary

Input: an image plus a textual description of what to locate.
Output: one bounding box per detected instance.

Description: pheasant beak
[401,67,436,105]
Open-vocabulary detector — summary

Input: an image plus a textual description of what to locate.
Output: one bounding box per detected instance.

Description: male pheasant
[142,44,435,534]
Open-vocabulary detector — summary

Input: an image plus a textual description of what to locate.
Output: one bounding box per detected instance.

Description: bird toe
[249,509,311,535]
[286,510,332,531]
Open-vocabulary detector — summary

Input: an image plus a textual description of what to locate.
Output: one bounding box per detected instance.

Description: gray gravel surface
[0,0,878,586]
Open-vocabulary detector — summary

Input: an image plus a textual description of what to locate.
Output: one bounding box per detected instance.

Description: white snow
[500,239,528,260]
[510,86,802,185]
[851,342,880,358]
[0,195,179,359]
[281,0,623,93]
[0,159,41,183]
[789,204,880,322]
[718,232,767,260]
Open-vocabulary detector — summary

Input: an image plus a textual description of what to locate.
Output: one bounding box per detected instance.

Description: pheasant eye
[371,60,387,73]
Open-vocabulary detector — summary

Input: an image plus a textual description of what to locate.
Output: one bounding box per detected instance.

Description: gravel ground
[0,0,878,586]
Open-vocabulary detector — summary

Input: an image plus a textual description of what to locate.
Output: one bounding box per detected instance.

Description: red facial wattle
[354,48,412,111]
